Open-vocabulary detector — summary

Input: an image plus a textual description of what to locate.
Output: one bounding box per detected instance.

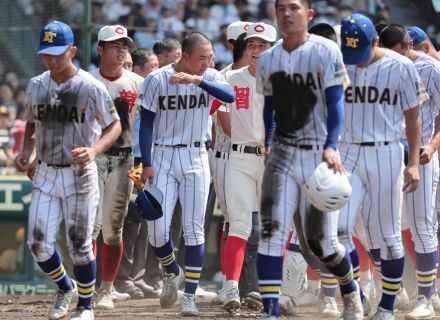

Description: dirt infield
[1,294,439,319]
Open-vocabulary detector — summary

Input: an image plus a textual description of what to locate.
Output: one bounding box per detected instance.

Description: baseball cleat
[68,307,94,320]
[370,306,395,320]
[430,292,440,312]
[318,290,340,318]
[111,289,130,302]
[341,283,363,320]
[222,286,241,313]
[211,285,226,305]
[394,286,410,310]
[181,293,198,316]
[95,288,114,310]
[363,295,372,317]
[298,288,319,306]
[244,291,263,311]
[160,266,184,308]
[49,280,78,320]
[404,295,435,320]
[279,294,299,316]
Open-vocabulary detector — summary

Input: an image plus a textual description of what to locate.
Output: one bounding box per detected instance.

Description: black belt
[232,144,264,156]
[215,151,229,159]
[105,147,132,156]
[38,160,71,168]
[292,144,323,150]
[155,141,202,148]
[353,142,389,147]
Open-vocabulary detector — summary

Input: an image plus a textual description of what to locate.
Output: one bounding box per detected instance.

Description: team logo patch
[115,27,124,34]
[253,24,265,32]
[345,37,359,48]
[43,31,57,43]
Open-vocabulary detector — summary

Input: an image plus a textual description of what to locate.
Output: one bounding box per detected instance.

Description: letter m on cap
[346,37,359,48]
[43,31,57,43]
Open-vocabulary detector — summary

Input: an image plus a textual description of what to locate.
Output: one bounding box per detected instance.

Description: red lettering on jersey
[234,86,250,110]
[119,90,138,112]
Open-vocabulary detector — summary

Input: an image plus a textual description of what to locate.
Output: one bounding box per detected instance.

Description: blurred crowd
[0,61,27,175]
[4,0,440,175]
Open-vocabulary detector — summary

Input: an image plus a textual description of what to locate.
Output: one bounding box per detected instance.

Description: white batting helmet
[302,162,352,212]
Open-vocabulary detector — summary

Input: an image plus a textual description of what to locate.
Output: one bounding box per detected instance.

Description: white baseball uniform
[338,49,424,260]
[136,64,226,247]
[405,53,440,254]
[225,65,265,240]
[26,69,118,265]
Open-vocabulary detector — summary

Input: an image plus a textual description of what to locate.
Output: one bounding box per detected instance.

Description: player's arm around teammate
[137,33,234,316]
[221,22,276,313]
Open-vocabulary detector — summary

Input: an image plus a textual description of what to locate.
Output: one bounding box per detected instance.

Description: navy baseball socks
[184,244,205,294]
[151,240,180,275]
[415,251,438,297]
[257,254,282,317]
[379,257,405,311]
[325,252,357,295]
[74,260,96,309]
[37,251,74,292]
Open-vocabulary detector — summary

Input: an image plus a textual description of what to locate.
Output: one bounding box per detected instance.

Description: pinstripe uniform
[338,49,424,263]
[403,54,440,255]
[256,35,348,266]
[26,69,118,265]
[136,64,226,247]
[211,66,232,224]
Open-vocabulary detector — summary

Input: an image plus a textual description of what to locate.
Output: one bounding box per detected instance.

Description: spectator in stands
[212,25,233,67]
[104,0,132,23]
[133,15,161,49]
[0,83,17,120]
[259,0,277,27]
[4,71,19,92]
[141,0,162,22]
[0,106,12,174]
[209,0,240,30]
[158,0,186,39]
[185,0,220,39]
[92,0,108,24]
[152,39,182,67]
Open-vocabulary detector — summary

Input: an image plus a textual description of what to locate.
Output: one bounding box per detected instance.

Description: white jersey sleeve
[320,41,350,90]
[400,58,427,111]
[136,73,160,113]
[90,82,119,129]
[255,49,272,96]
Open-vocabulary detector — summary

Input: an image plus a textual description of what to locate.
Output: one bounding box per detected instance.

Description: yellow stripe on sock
[185,271,201,279]
[259,286,280,293]
[321,278,338,284]
[353,270,360,279]
[160,254,175,265]
[417,274,436,283]
[382,281,400,290]
[49,265,65,280]
[78,286,95,294]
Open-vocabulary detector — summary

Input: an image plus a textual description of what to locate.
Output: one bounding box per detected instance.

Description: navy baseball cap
[407,26,428,47]
[341,13,376,65]
[36,21,74,55]
[135,184,164,221]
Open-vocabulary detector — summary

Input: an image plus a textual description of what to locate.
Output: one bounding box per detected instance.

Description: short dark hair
[232,33,247,63]
[131,48,156,67]
[379,24,408,49]
[275,0,311,9]
[375,22,388,36]
[308,23,337,43]
[181,32,211,54]
[152,39,181,55]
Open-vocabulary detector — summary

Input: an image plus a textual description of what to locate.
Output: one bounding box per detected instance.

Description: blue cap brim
[341,43,372,65]
[36,44,70,55]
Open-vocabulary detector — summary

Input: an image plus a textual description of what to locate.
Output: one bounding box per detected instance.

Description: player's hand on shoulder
[15,152,30,172]
[419,144,434,165]
[169,72,202,86]
[71,147,97,167]
[403,164,420,193]
[141,166,155,185]
[322,148,344,174]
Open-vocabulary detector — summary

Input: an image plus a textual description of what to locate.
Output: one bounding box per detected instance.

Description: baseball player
[222,22,276,313]
[338,13,423,320]
[137,32,235,316]
[379,24,440,319]
[407,26,440,62]
[210,21,249,306]
[153,39,182,67]
[90,25,145,310]
[15,21,121,320]
[255,0,363,319]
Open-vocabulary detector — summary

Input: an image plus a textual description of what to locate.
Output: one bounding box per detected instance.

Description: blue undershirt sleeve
[139,108,156,167]
[264,95,276,147]
[324,85,345,150]
[199,80,235,103]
